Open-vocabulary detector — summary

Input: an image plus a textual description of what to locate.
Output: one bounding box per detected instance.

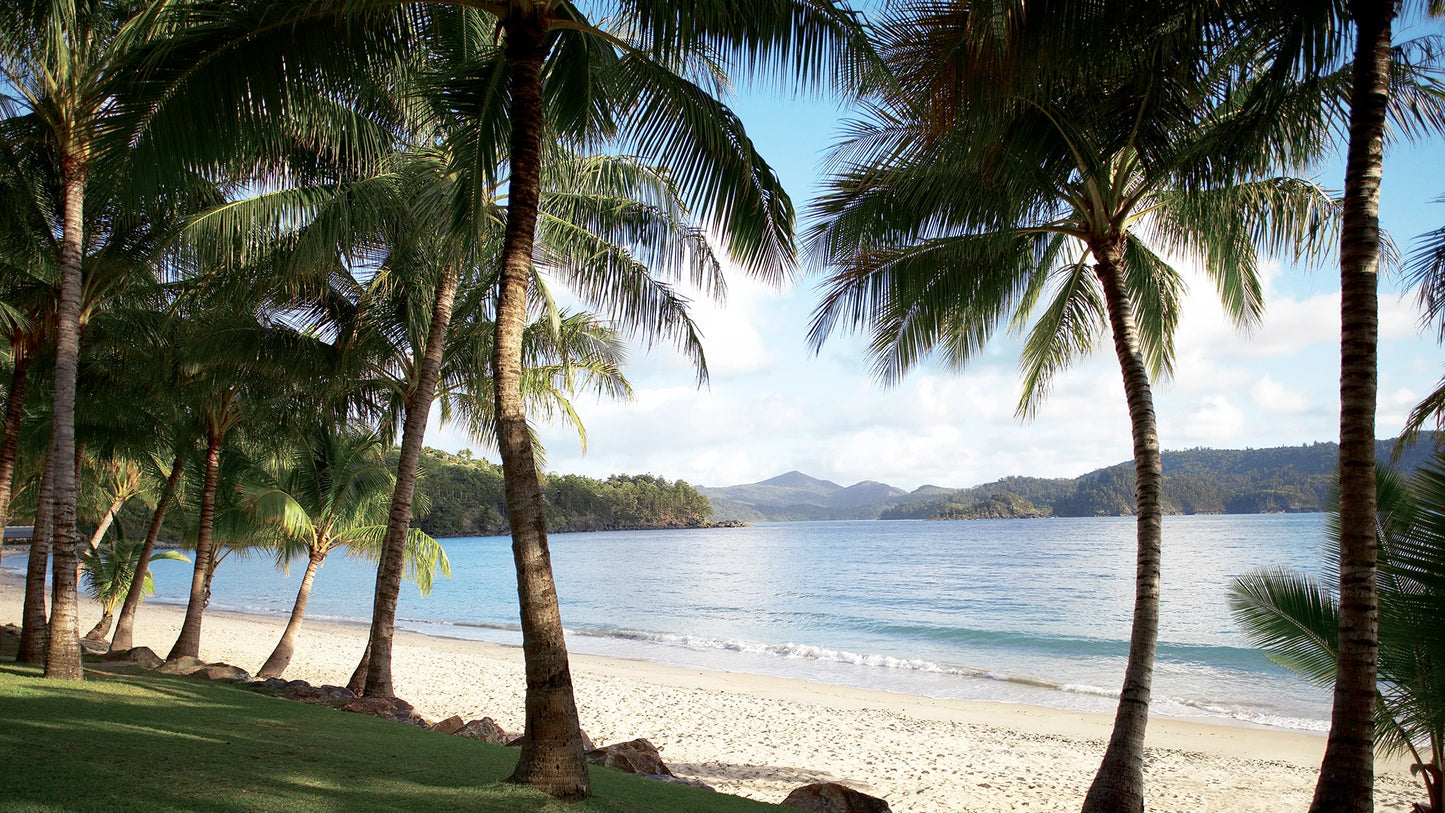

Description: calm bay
[139,513,1332,731]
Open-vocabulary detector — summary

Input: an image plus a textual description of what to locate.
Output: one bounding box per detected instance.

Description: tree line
[401,449,714,537]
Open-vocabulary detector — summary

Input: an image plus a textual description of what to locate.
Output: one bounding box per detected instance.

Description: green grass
[0,661,780,812]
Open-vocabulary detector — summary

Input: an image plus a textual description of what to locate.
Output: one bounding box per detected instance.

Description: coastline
[0,575,1423,812]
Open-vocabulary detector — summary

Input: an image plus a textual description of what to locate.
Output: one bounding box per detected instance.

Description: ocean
[131,514,1332,731]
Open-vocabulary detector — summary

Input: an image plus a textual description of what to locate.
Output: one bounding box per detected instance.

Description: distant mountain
[703,433,1440,522]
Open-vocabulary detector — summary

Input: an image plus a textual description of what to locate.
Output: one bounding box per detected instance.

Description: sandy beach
[1,579,1423,812]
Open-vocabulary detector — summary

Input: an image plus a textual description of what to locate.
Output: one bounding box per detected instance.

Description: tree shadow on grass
[0,666,782,812]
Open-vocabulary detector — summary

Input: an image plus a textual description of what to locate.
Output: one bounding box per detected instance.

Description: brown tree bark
[111,448,187,651]
[84,610,113,642]
[167,431,224,661]
[18,444,56,663]
[85,496,127,551]
[496,8,589,799]
[360,264,458,697]
[1312,3,1392,811]
[0,354,31,528]
[1081,240,1162,813]
[258,547,326,678]
[44,151,87,680]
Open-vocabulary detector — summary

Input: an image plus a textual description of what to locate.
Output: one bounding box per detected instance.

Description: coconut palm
[80,536,189,642]
[1229,5,1445,805]
[807,8,1336,809]
[433,3,872,795]
[1231,458,1445,813]
[245,425,448,679]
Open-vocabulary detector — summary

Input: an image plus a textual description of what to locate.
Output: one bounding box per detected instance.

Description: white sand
[1,582,1425,812]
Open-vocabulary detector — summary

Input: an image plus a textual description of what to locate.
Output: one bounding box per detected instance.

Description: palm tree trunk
[168,431,224,661]
[86,496,127,551]
[18,444,56,663]
[360,264,458,697]
[258,547,326,679]
[1312,3,1392,811]
[43,150,87,681]
[0,353,31,527]
[1081,241,1162,813]
[84,609,114,642]
[112,448,187,651]
[496,9,589,800]
[348,641,372,695]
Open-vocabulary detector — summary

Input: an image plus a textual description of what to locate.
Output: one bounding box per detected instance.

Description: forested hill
[702,434,1439,522]
[882,434,1438,519]
[410,449,717,537]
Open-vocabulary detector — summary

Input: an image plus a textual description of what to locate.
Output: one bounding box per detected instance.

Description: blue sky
[431,36,1445,493]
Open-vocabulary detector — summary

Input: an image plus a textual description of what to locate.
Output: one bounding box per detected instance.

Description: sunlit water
[113,515,1331,730]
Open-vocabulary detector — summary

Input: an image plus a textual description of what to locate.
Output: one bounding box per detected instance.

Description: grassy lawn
[0,661,781,813]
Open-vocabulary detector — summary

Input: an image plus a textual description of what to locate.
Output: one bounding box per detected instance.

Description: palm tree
[246,425,448,679]
[80,536,189,642]
[1231,459,1445,813]
[1231,4,1445,805]
[456,3,871,795]
[808,8,1334,810]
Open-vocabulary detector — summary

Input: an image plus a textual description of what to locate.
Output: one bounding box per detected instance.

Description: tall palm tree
[1231,459,1445,813]
[1232,4,1444,806]
[460,3,871,795]
[246,425,448,679]
[808,8,1334,809]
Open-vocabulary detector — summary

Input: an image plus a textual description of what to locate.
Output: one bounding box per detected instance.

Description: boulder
[251,677,293,692]
[585,738,672,777]
[78,637,110,655]
[457,717,509,744]
[102,647,164,670]
[191,663,252,683]
[156,655,207,676]
[430,715,466,735]
[280,683,357,705]
[342,696,429,727]
[781,783,891,813]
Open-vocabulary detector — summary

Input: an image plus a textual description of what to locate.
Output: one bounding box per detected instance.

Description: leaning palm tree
[80,536,189,642]
[1231,459,1445,813]
[246,425,448,679]
[808,9,1335,809]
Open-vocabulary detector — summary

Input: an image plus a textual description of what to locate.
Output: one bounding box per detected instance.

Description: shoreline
[1,576,1423,812]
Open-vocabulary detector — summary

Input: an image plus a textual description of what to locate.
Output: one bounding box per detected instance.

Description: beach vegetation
[1231,454,1445,813]
[243,425,449,680]
[808,5,1338,808]
[78,537,190,643]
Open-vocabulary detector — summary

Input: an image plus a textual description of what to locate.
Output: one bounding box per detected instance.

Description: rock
[251,677,292,692]
[430,715,466,735]
[129,647,165,670]
[1,624,19,639]
[101,647,164,669]
[458,717,509,744]
[342,696,429,727]
[191,663,252,683]
[156,656,208,676]
[781,783,891,813]
[584,738,673,777]
[78,637,110,655]
[280,683,356,705]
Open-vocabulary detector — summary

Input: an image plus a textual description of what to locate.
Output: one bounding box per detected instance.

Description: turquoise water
[139,514,1332,730]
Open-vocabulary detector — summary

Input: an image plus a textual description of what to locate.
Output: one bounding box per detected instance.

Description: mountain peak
[759,471,841,491]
